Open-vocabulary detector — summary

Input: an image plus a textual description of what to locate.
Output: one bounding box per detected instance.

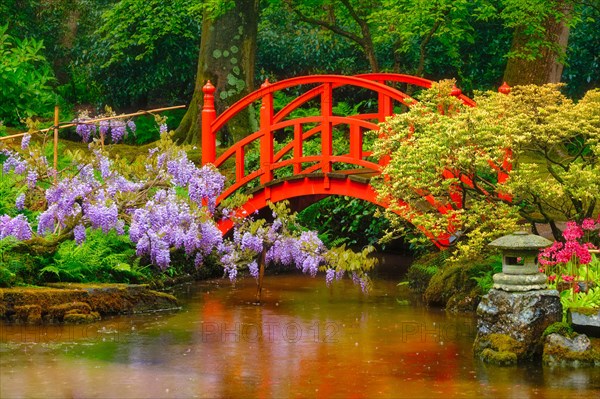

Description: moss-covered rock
[474,289,562,362]
[446,286,482,312]
[13,304,42,324]
[63,312,101,324]
[424,263,463,306]
[424,262,481,311]
[474,333,526,365]
[542,322,575,339]
[45,301,99,323]
[543,333,600,367]
[480,348,518,366]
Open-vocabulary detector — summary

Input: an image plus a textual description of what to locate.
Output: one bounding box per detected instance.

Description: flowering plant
[221,201,376,302]
[73,107,137,145]
[1,124,376,293]
[538,218,599,292]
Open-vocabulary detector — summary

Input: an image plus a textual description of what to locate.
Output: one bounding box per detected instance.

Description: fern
[42,228,146,283]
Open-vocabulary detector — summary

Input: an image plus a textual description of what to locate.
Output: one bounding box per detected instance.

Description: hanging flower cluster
[220,202,374,293]
[74,108,136,144]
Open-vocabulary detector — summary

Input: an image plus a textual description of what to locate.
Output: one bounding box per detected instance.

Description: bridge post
[321,82,333,174]
[201,81,217,165]
[377,85,393,122]
[349,124,362,160]
[260,79,274,185]
[294,124,303,174]
[376,80,393,167]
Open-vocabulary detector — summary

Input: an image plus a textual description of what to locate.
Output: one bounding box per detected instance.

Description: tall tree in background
[283,0,381,72]
[175,0,259,145]
[501,0,575,85]
[282,0,488,78]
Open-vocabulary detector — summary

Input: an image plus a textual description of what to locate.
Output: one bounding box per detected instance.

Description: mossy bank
[0,283,179,324]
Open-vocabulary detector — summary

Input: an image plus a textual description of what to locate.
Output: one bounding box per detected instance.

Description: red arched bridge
[200,73,510,247]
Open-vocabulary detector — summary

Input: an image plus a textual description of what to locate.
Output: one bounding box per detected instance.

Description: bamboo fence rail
[0,105,186,181]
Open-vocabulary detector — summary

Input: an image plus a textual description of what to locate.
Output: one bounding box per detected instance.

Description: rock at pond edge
[474,289,562,363]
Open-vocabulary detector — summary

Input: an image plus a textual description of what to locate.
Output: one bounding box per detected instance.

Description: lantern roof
[488,231,553,250]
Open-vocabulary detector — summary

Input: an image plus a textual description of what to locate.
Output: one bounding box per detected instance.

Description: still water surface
[1,268,599,398]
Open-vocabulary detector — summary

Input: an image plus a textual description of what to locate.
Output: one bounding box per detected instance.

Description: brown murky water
[1,267,599,398]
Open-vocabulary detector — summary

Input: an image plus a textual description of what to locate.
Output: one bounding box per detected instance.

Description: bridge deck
[245,168,379,196]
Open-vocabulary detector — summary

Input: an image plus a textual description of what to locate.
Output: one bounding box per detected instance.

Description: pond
[1,259,599,398]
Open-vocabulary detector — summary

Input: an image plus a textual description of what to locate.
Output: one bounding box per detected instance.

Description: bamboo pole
[0,104,186,142]
[53,105,59,184]
[255,248,267,304]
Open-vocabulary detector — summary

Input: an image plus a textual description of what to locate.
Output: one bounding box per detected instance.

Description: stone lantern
[488,231,553,292]
[474,231,561,365]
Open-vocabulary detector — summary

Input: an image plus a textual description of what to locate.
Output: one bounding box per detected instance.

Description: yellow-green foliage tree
[372,81,600,262]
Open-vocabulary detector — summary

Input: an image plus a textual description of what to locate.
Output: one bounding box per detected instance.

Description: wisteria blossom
[15,193,25,210]
[21,134,31,150]
[220,202,374,298]
[0,214,32,240]
[74,110,135,144]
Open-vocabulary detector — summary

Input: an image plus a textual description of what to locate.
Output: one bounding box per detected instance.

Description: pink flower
[538,241,563,266]
[561,274,574,282]
[548,275,556,282]
[581,218,597,231]
[563,221,583,241]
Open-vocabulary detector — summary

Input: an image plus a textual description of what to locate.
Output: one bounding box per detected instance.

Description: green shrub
[406,263,439,292]
[405,252,448,292]
[422,254,500,308]
[298,196,390,247]
[0,24,57,126]
[468,255,503,294]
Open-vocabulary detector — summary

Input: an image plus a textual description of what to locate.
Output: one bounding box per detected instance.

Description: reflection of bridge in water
[200,74,480,246]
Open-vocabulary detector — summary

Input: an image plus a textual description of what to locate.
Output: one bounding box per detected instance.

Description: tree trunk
[503,5,571,85]
[174,0,259,146]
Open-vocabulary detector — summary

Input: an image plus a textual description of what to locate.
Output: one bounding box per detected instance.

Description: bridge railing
[201,74,470,202]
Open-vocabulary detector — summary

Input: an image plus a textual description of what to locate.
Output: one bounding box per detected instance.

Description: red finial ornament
[203,80,216,96]
[498,82,511,95]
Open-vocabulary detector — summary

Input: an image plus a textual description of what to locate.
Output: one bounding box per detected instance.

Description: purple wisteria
[220,204,373,293]
[1,134,375,293]
[21,134,31,150]
[0,214,32,240]
[166,150,225,212]
[15,193,25,211]
[129,188,223,270]
[74,111,135,144]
